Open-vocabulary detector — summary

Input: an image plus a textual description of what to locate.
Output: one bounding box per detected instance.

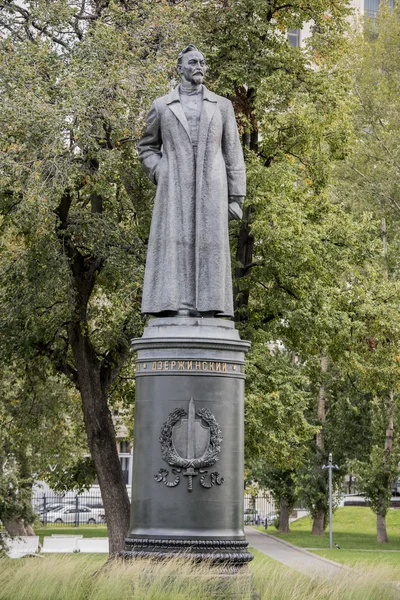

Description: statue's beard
[191,73,204,85]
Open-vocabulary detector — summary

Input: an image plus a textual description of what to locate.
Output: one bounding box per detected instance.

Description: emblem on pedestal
[154,398,224,492]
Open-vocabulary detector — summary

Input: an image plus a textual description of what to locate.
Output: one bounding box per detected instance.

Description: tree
[330,5,400,542]
[332,4,400,542]
[0,0,192,555]
[0,360,87,536]
[245,347,317,532]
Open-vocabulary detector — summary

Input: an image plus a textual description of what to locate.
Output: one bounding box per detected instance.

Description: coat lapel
[198,88,218,141]
[166,86,191,142]
[196,87,218,166]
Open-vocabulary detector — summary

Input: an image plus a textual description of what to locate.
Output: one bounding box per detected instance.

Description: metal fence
[243,493,277,526]
[33,492,105,527]
[33,491,280,528]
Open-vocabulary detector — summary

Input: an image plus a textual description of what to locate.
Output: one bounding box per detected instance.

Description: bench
[77,538,109,553]
[41,536,80,553]
[4,536,39,559]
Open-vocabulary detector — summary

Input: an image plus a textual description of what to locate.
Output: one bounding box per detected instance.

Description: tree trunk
[373,219,391,544]
[25,523,35,536]
[377,501,388,543]
[311,505,325,535]
[69,324,130,557]
[312,351,328,534]
[375,390,394,544]
[56,187,131,557]
[3,518,29,536]
[278,496,291,533]
[315,352,328,459]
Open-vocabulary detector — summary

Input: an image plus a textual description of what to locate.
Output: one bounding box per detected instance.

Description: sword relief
[184,398,197,491]
[187,397,196,459]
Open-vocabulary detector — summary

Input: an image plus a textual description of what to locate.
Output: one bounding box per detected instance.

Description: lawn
[257,507,400,550]
[0,525,108,545]
[311,550,400,581]
[0,550,397,600]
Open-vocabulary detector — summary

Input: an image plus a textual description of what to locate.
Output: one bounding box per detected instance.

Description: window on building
[287,29,300,47]
[120,456,130,484]
[364,0,379,18]
[120,441,130,454]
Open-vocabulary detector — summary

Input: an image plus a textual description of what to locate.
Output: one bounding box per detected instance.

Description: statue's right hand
[154,162,161,185]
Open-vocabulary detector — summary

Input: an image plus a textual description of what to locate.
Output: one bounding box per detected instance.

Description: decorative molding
[123,537,253,564]
[154,468,180,487]
[199,470,224,488]
[122,551,253,563]
[126,539,249,549]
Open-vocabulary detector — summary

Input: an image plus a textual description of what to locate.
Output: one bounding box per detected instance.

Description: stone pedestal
[124,317,252,567]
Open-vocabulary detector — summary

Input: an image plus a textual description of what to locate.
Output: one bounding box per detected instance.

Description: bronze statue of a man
[138,45,246,317]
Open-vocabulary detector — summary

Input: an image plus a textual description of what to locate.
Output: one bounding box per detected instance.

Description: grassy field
[0,550,398,600]
[257,507,400,550]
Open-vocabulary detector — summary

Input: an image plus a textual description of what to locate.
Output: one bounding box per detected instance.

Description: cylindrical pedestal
[124,317,252,567]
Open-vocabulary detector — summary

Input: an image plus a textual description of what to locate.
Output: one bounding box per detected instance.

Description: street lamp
[322,452,339,550]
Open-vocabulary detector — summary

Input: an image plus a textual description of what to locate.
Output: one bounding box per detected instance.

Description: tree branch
[242,260,263,276]
[350,166,400,214]
[6,2,71,49]
[100,322,131,392]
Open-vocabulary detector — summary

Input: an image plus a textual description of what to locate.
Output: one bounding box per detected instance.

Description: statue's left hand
[228,201,243,221]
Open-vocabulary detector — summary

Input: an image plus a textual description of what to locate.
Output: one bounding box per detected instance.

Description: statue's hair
[177,44,205,69]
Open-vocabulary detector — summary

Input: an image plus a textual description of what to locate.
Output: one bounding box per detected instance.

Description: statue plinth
[123,317,253,567]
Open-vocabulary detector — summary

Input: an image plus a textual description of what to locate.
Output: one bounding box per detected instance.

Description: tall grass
[0,553,398,599]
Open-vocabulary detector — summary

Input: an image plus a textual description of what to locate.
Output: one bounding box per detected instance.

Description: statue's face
[178,50,206,85]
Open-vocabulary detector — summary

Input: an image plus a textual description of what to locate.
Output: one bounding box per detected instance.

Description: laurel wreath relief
[154,406,224,491]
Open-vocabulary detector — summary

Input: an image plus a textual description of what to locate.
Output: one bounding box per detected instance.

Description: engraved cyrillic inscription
[136,359,244,374]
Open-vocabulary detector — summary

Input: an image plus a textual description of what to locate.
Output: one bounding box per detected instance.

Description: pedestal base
[125,317,252,569]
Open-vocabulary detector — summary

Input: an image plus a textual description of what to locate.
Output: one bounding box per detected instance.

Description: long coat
[138,85,246,316]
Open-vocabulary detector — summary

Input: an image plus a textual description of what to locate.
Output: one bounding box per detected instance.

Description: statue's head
[177,44,207,86]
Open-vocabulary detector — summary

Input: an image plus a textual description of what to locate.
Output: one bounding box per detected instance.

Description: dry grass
[0,551,398,599]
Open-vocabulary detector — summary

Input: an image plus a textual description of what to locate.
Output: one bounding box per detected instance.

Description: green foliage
[350,445,400,517]
[250,460,298,526]
[0,361,87,526]
[199,7,377,527]
[42,457,97,494]
[245,347,317,469]
[332,4,400,527]
[193,0,379,526]
[0,472,35,525]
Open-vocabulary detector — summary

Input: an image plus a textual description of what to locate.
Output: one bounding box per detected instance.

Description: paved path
[245,527,348,579]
